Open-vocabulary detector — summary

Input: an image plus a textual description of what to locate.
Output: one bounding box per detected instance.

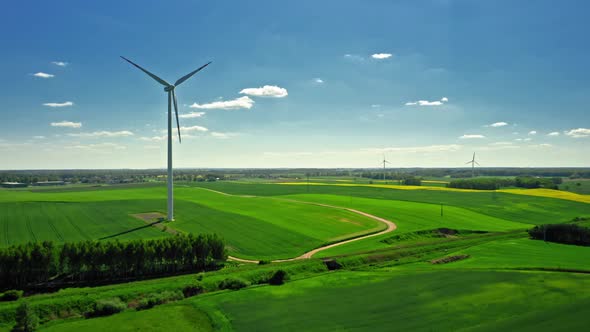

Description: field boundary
[196,187,397,263]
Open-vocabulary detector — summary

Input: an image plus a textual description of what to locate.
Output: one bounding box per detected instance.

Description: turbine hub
[164,85,175,92]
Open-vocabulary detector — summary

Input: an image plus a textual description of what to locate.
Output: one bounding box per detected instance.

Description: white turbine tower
[121,56,211,221]
[465,152,480,178]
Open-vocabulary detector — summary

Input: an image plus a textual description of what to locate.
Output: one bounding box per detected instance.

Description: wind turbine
[465,152,480,178]
[381,154,391,181]
[121,56,211,221]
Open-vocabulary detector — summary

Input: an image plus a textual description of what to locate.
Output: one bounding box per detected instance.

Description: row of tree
[0,170,230,185]
[528,224,590,246]
[0,234,225,290]
[448,176,562,190]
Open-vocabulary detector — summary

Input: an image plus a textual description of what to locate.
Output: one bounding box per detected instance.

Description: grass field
[1,180,590,331]
[35,267,590,331]
[0,185,382,260]
[188,270,590,332]
[559,178,590,195]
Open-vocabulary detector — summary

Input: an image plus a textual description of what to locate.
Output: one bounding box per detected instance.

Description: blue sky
[1,0,589,169]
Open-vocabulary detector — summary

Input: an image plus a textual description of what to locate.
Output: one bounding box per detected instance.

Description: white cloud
[405,97,448,106]
[51,121,81,128]
[343,54,364,61]
[240,85,288,98]
[528,130,537,135]
[564,128,590,138]
[43,101,74,108]
[140,136,166,142]
[32,136,46,139]
[371,104,381,108]
[263,151,314,157]
[211,132,239,139]
[459,134,485,139]
[189,96,254,110]
[489,122,508,127]
[371,53,392,59]
[180,125,208,133]
[314,78,324,84]
[524,138,532,141]
[67,143,126,151]
[489,141,513,146]
[67,130,134,138]
[364,144,462,153]
[548,132,560,136]
[179,111,206,118]
[534,143,552,148]
[51,61,68,67]
[33,72,54,78]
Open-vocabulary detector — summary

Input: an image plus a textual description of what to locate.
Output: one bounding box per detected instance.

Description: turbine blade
[465,161,472,164]
[385,160,391,164]
[175,61,212,87]
[475,161,481,166]
[120,56,171,87]
[172,90,181,143]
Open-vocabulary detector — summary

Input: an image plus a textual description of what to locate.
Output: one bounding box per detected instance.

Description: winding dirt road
[196,187,397,263]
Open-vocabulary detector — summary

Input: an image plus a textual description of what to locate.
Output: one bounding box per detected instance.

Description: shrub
[136,290,184,310]
[323,259,342,271]
[268,270,288,285]
[1,290,24,302]
[86,298,127,318]
[258,260,271,265]
[182,283,204,298]
[218,277,248,290]
[12,302,38,332]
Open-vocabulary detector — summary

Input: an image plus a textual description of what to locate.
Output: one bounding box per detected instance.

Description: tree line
[529,224,590,246]
[448,176,562,190]
[0,234,225,290]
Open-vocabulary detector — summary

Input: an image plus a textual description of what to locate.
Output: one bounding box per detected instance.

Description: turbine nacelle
[164,85,175,92]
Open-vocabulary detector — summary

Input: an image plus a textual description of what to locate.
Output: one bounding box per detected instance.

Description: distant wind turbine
[381,154,391,181]
[465,152,480,178]
[121,56,211,221]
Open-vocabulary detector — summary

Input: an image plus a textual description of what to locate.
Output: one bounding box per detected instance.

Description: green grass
[39,303,213,332]
[560,178,590,195]
[190,269,590,331]
[276,193,529,257]
[189,182,590,225]
[0,185,382,260]
[431,237,590,271]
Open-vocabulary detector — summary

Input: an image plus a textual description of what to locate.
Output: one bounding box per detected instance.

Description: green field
[13,236,590,332]
[0,185,382,260]
[1,180,590,331]
[560,178,590,195]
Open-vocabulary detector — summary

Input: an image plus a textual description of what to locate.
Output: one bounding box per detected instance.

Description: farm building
[1,182,28,188]
[33,181,66,186]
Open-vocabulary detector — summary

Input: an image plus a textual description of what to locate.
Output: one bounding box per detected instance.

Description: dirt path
[196,187,397,263]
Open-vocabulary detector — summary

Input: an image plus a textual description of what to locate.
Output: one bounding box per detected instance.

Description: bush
[86,298,127,318]
[182,283,204,298]
[218,277,249,290]
[402,177,422,186]
[1,290,23,302]
[12,302,38,332]
[136,290,184,310]
[268,270,288,285]
[258,260,271,265]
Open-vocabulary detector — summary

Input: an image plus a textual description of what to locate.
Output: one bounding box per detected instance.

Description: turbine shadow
[98,218,166,240]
